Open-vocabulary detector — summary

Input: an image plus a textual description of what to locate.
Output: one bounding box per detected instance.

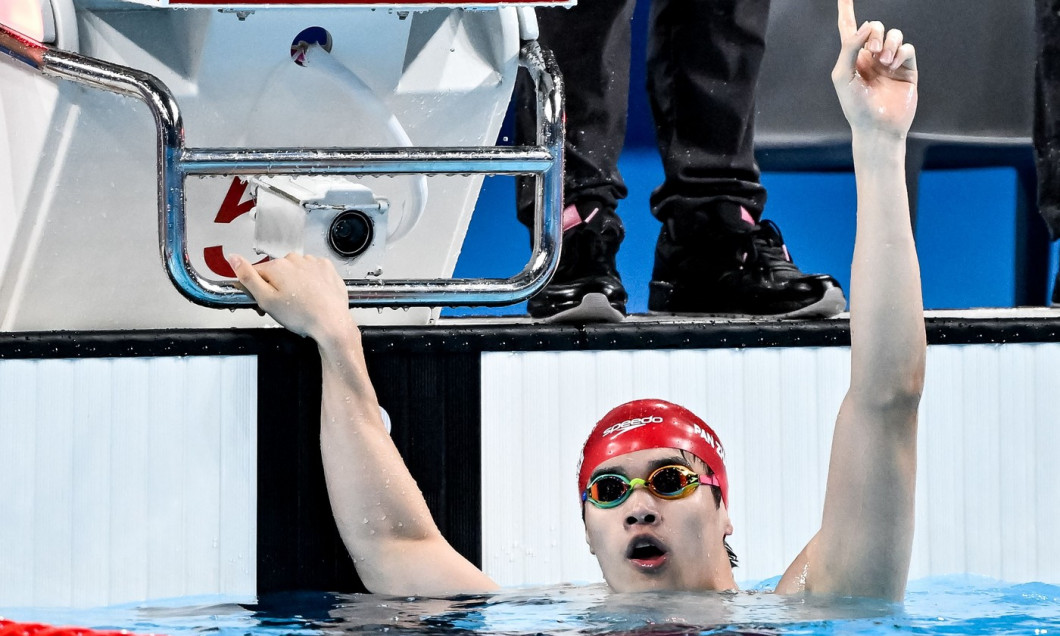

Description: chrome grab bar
[0,23,564,309]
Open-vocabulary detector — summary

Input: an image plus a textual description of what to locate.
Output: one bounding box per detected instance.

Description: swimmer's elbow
[876,385,923,415]
[849,378,923,420]
[853,360,925,412]
[357,538,498,596]
[885,371,925,409]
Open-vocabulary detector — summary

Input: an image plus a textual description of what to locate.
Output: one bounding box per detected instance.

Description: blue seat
[754,0,1050,305]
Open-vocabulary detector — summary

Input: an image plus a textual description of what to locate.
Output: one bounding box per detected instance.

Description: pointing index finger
[838,0,857,39]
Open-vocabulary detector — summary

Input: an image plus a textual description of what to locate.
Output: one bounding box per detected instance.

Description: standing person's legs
[645,0,845,317]
[647,0,768,228]
[514,0,635,322]
[1034,0,1060,303]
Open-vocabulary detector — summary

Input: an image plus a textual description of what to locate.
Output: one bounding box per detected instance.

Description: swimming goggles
[582,464,720,509]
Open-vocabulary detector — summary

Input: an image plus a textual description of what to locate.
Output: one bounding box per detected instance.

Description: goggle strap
[698,473,720,488]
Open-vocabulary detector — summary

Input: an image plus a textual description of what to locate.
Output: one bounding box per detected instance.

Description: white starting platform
[0,0,571,330]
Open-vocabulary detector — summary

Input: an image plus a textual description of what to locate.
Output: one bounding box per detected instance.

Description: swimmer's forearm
[848,133,926,404]
[318,336,438,542]
[314,322,455,588]
[314,323,498,594]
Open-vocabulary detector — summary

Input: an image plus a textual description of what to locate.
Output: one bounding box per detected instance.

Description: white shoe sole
[536,293,626,324]
[648,286,848,320]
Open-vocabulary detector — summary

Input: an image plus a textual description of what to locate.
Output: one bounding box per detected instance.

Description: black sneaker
[648,217,846,318]
[527,200,628,323]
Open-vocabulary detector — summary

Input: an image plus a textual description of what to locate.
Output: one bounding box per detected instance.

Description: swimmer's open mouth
[626,537,668,568]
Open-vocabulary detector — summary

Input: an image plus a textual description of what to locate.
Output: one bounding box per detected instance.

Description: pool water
[2,576,1058,635]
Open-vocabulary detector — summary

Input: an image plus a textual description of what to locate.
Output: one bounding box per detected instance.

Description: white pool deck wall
[1,341,1058,607]
[480,342,1060,588]
[0,356,258,608]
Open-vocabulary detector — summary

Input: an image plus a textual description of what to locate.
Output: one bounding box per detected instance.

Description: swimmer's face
[582,447,736,592]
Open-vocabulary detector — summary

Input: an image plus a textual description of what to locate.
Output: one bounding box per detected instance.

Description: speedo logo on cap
[601,416,663,438]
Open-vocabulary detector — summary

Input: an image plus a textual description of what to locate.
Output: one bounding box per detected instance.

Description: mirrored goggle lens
[649,465,698,497]
[588,475,630,504]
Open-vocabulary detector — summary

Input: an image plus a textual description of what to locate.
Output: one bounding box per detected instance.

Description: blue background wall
[445,5,1059,317]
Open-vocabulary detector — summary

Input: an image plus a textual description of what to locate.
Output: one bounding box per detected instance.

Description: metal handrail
[0,23,564,308]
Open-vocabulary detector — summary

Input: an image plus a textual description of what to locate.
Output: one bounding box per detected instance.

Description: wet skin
[582,448,738,593]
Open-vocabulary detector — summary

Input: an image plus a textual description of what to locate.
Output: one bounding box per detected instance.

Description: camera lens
[328,210,374,258]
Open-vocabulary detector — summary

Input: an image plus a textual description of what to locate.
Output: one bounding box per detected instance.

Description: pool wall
[0,356,258,607]
[480,342,1060,587]
[1,319,1058,607]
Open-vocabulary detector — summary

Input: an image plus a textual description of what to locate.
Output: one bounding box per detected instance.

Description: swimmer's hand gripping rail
[0,23,563,308]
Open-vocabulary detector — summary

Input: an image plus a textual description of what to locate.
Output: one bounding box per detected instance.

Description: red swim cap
[577,399,728,507]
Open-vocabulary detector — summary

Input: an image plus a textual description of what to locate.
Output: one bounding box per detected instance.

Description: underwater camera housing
[252,177,388,279]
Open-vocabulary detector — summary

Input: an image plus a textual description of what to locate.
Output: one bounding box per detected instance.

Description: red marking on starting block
[203,245,268,278]
[214,177,255,224]
[204,177,269,277]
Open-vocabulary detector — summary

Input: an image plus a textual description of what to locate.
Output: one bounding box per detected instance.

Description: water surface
[3,576,1058,635]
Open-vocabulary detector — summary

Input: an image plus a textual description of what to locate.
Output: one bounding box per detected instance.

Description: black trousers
[1036,0,1060,239]
[517,0,771,234]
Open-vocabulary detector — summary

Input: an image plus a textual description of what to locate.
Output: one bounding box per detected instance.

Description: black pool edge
[1,315,1059,359]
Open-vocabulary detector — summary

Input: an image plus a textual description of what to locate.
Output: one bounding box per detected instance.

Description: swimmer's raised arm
[776,0,925,600]
[230,253,498,596]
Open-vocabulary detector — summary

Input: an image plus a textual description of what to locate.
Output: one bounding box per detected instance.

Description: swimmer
[228,0,924,601]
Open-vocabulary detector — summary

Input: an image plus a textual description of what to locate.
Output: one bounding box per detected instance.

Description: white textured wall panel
[914,343,1060,584]
[481,343,1060,588]
[0,356,257,608]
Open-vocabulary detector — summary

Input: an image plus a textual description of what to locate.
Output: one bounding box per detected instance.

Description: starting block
[0,0,571,329]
